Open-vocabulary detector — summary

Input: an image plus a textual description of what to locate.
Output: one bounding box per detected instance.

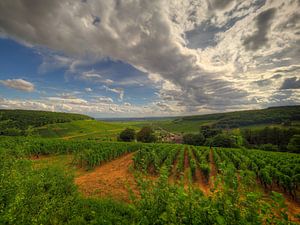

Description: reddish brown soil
[184,149,189,170]
[30,155,52,160]
[259,183,300,223]
[75,153,138,202]
[209,149,217,189]
[285,198,300,223]
[190,149,210,195]
[169,152,179,184]
[148,164,156,175]
[194,167,210,195]
[183,149,191,186]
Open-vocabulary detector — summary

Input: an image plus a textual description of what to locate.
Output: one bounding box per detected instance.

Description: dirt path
[183,148,191,185]
[259,182,300,223]
[169,150,179,184]
[75,153,138,202]
[191,149,210,195]
[209,149,217,189]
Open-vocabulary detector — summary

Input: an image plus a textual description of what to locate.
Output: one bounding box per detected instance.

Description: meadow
[33,120,139,140]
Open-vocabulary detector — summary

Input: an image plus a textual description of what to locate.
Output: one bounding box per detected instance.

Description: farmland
[0,108,300,224]
[1,136,300,224]
[125,105,300,134]
[32,119,139,140]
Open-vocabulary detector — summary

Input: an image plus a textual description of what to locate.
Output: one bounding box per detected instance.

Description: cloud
[95,96,114,103]
[81,71,102,79]
[242,8,276,51]
[46,96,88,105]
[0,0,299,115]
[281,77,300,89]
[0,96,188,117]
[208,0,235,11]
[85,87,92,92]
[0,79,35,92]
[80,70,114,84]
[103,85,124,101]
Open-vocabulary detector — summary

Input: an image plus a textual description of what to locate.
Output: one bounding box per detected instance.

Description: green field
[128,119,215,133]
[118,106,300,134]
[33,120,139,140]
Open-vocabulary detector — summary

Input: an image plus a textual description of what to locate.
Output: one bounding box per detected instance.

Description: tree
[200,126,221,138]
[182,133,205,146]
[136,127,156,143]
[210,134,236,148]
[119,128,136,142]
[287,135,300,153]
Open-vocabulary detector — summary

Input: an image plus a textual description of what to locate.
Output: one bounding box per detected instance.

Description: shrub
[119,128,136,142]
[287,135,300,153]
[136,127,156,143]
[182,133,205,146]
[259,143,279,152]
[210,134,236,148]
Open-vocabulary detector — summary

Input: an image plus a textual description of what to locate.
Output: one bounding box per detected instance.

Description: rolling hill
[127,105,300,133]
[0,109,93,136]
[33,120,139,140]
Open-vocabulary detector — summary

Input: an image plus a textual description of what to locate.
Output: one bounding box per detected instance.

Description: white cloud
[124,102,131,106]
[81,71,102,79]
[103,85,124,101]
[0,96,190,117]
[0,79,35,92]
[79,70,114,85]
[95,96,114,103]
[46,96,88,105]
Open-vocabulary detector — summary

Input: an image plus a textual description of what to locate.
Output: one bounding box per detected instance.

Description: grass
[30,154,88,177]
[123,119,215,133]
[32,118,300,142]
[33,120,139,140]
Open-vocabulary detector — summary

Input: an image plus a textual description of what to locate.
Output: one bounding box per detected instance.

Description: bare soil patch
[209,149,217,189]
[190,150,210,195]
[260,183,300,223]
[75,153,138,202]
[183,148,191,186]
[168,152,179,184]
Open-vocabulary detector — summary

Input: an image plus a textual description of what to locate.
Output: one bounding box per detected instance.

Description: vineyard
[133,144,300,201]
[1,137,300,224]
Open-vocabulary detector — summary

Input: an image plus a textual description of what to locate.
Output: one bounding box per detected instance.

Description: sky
[0,0,299,118]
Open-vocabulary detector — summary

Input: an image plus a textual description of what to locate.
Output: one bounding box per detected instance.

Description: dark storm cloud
[243,8,276,51]
[253,73,284,87]
[271,74,283,79]
[280,77,300,89]
[209,0,235,10]
[253,79,272,87]
[273,65,300,73]
[185,22,221,49]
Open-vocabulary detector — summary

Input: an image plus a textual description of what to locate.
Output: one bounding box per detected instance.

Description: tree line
[181,125,300,153]
[0,109,92,136]
[118,127,156,143]
[119,124,300,153]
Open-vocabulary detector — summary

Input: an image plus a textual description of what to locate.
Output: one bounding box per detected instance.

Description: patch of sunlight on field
[33,120,139,140]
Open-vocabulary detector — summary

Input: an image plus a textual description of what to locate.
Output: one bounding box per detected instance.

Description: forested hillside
[177,105,300,128]
[0,109,92,135]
